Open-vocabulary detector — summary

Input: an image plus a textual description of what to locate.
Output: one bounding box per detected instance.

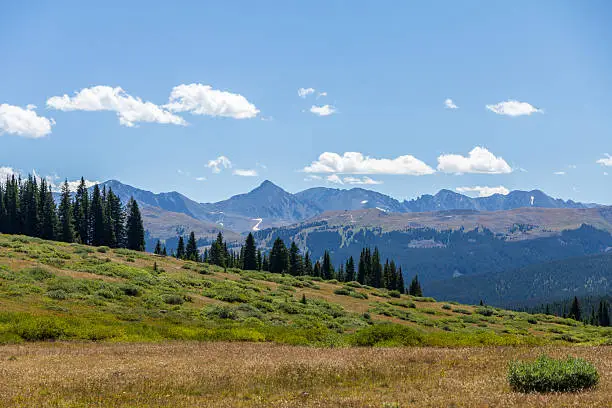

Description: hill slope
[0,233,609,347]
[427,252,612,308]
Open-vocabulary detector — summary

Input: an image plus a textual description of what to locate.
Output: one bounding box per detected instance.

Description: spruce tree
[4,176,20,234]
[409,275,423,297]
[21,175,40,237]
[185,231,198,261]
[176,236,185,259]
[345,256,355,282]
[569,296,581,321]
[322,250,334,280]
[0,182,6,233]
[256,249,262,271]
[90,185,106,246]
[262,253,270,271]
[107,189,125,247]
[161,246,167,256]
[289,242,303,276]
[371,247,382,288]
[125,197,145,251]
[269,237,289,273]
[313,260,322,277]
[397,267,405,294]
[389,260,398,291]
[243,233,258,270]
[73,178,90,244]
[357,249,366,284]
[209,233,226,267]
[154,239,162,255]
[39,181,57,240]
[57,180,74,242]
[303,251,313,276]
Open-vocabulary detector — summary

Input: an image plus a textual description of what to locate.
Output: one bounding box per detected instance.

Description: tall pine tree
[125,197,145,251]
[57,180,74,242]
[243,233,258,270]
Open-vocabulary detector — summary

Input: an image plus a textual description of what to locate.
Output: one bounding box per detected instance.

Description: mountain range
[96,179,600,237]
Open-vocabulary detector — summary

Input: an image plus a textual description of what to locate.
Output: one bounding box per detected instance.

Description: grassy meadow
[0,233,610,406]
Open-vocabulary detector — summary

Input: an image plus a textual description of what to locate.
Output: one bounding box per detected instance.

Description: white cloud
[604,172,609,176]
[0,166,19,181]
[444,98,458,109]
[195,176,207,181]
[485,100,543,116]
[596,154,612,167]
[0,104,55,138]
[568,164,577,169]
[326,174,343,184]
[343,176,383,185]
[437,147,512,174]
[317,92,328,98]
[165,83,259,119]
[304,152,435,176]
[456,186,510,197]
[63,179,99,193]
[233,169,258,177]
[304,175,322,182]
[310,105,336,116]
[553,171,566,176]
[47,86,185,127]
[207,156,232,173]
[298,87,315,98]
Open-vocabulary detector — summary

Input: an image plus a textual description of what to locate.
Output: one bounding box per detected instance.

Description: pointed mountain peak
[253,179,286,194]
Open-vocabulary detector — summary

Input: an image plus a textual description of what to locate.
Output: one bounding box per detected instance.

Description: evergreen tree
[345,256,355,282]
[321,250,334,280]
[125,197,145,251]
[209,232,226,267]
[313,260,322,277]
[89,184,106,246]
[569,296,581,321]
[383,260,391,289]
[269,237,289,273]
[243,233,258,270]
[185,231,198,261]
[303,251,313,276]
[106,189,125,247]
[389,260,398,291]
[176,236,185,259]
[337,263,345,282]
[397,267,405,294]
[21,175,40,237]
[0,182,6,233]
[370,247,382,288]
[4,176,20,234]
[154,239,162,255]
[73,178,90,244]
[409,275,423,296]
[57,180,74,242]
[289,242,303,276]
[161,246,167,256]
[39,180,57,240]
[256,249,262,271]
[357,249,366,284]
[598,301,610,327]
[262,253,270,271]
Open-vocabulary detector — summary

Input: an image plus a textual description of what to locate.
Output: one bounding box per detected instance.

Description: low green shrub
[351,323,423,347]
[389,290,401,298]
[508,355,599,393]
[442,304,452,310]
[476,307,494,316]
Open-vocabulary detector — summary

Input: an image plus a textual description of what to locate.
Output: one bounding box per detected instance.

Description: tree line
[154,233,423,294]
[0,175,145,251]
[523,295,611,327]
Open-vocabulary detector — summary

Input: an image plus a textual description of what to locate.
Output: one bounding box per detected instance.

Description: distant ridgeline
[0,175,146,252]
[254,224,612,285]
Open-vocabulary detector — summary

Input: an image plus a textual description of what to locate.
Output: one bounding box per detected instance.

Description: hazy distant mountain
[91,179,602,238]
[296,187,406,213]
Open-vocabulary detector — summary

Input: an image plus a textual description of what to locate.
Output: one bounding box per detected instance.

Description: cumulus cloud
[596,154,612,167]
[47,86,185,127]
[0,166,19,180]
[233,169,258,177]
[326,174,343,184]
[165,83,259,119]
[444,98,458,109]
[342,176,383,185]
[486,100,543,116]
[206,156,232,173]
[304,152,435,175]
[298,87,315,98]
[317,92,328,98]
[0,104,55,138]
[437,147,512,174]
[195,176,207,182]
[310,105,336,116]
[553,171,566,176]
[456,186,510,197]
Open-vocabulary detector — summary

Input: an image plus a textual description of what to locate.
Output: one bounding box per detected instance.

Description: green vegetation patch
[508,355,599,393]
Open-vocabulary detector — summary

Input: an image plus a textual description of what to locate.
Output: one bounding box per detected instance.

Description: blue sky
[1,1,611,204]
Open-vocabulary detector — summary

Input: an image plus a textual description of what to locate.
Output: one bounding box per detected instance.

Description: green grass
[508,355,600,393]
[0,233,611,347]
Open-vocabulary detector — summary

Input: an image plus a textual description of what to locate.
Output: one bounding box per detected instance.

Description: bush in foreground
[508,355,599,393]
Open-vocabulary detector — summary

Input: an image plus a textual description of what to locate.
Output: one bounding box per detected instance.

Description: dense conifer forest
[0,175,145,251]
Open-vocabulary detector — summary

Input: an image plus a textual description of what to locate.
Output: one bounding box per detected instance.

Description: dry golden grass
[0,342,609,407]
